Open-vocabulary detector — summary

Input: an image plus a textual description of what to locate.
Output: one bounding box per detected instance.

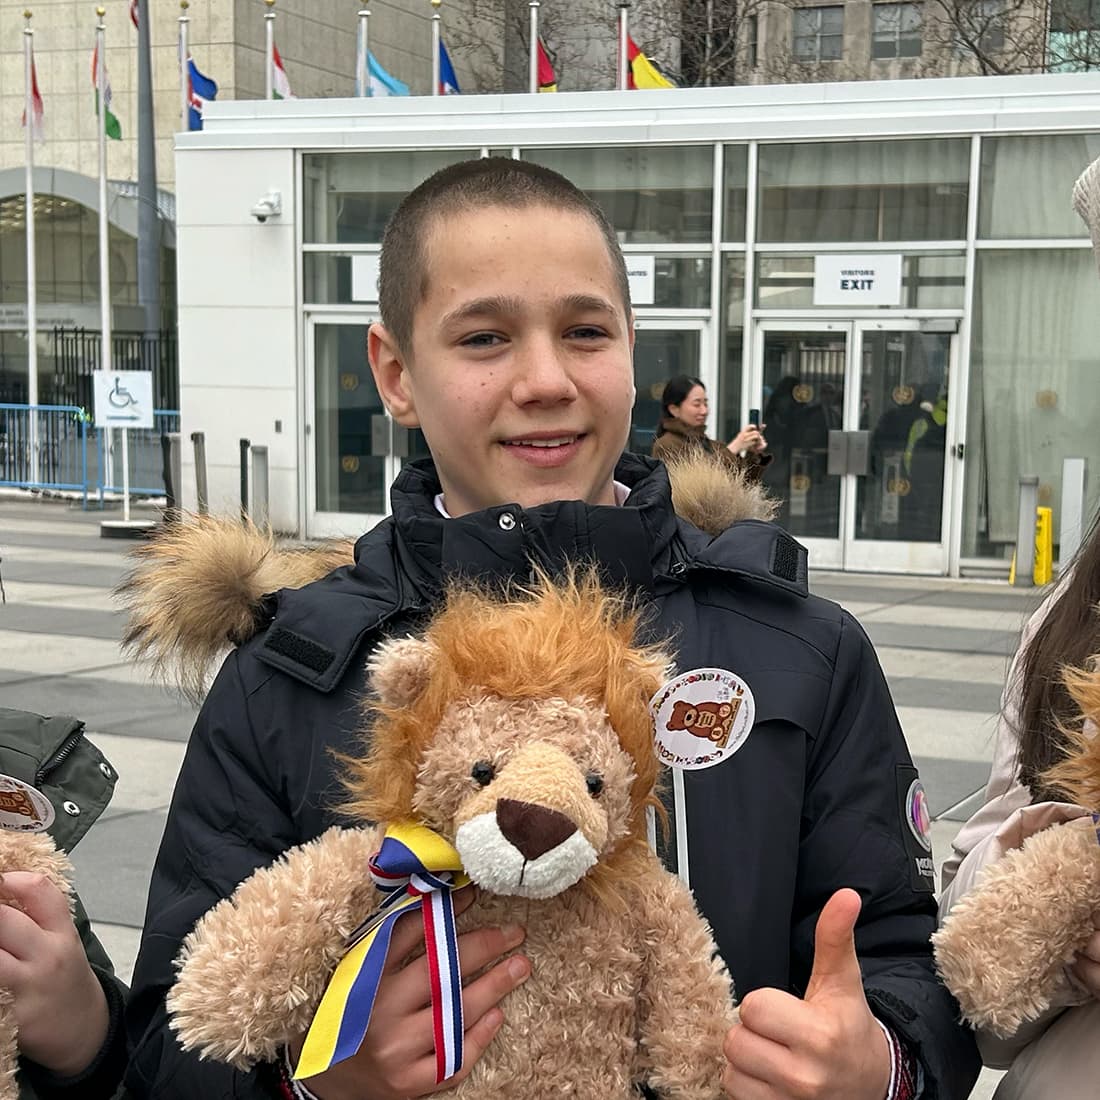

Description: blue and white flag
[369,52,410,97]
[439,40,461,95]
[187,56,218,131]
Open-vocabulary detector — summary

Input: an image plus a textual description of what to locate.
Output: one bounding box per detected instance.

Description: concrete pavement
[0,494,1032,1097]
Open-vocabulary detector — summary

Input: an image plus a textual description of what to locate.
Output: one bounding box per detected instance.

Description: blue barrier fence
[0,404,179,508]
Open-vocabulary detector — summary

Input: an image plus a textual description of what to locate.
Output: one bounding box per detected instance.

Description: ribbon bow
[295,821,470,1083]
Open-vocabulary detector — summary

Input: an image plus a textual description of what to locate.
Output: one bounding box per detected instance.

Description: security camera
[251,191,282,224]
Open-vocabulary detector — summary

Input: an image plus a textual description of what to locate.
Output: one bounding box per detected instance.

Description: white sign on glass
[813,255,903,307]
[93,371,154,430]
[626,255,656,306]
[351,254,382,303]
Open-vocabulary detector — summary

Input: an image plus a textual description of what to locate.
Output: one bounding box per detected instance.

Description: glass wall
[757,139,970,242]
[964,248,1100,558]
[523,146,713,243]
[720,256,746,444]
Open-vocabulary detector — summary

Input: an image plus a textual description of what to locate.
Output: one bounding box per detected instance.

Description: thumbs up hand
[721,890,892,1100]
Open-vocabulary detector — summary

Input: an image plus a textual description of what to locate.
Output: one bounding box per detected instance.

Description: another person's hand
[722,889,891,1100]
[728,425,767,455]
[1070,909,1100,997]
[0,871,109,1077]
[293,887,530,1100]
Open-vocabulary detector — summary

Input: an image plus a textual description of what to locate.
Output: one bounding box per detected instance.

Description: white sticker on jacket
[649,668,756,771]
[0,774,54,833]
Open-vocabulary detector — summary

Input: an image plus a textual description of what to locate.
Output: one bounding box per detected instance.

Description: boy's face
[369,204,636,518]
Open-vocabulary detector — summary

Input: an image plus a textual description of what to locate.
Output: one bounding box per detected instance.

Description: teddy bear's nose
[496,798,577,861]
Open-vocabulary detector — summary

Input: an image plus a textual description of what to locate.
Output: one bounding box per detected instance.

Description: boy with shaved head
[125,159,979,1100]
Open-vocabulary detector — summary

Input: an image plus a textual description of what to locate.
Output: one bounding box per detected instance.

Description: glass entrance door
[754,320,957,574]
[630,319,711,455]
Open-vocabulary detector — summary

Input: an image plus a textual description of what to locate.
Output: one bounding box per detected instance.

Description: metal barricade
[0,404,90,507]
[95,410,181,500]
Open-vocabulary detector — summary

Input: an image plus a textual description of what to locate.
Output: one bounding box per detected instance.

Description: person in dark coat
[122,158,980,1100]
[651,375,771,482]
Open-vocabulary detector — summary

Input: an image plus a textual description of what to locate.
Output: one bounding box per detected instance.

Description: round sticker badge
[905,779,932,852]
[0,773,54,833]
[649,668,756,771]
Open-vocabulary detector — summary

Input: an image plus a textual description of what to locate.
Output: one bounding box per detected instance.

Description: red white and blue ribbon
[294,822,470,1083]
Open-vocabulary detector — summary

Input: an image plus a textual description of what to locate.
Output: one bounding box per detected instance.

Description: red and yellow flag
[537,38,557,92]
[626,35,675,89]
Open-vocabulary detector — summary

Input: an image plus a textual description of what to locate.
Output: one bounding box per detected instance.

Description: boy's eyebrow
[438,293,619,329]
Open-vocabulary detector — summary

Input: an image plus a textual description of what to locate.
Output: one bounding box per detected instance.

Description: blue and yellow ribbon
[295,821,470,1083]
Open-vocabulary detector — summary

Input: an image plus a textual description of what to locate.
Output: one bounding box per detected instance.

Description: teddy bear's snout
[496,798,577,861]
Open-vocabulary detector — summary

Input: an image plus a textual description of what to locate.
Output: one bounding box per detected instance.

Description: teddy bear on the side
[167,571,736,1099]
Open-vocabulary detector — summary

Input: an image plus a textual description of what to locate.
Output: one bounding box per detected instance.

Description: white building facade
[175,75,1100,575]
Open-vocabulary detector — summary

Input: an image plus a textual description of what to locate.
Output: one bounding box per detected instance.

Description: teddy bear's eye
[586,773,604,797]
[471,760,495,787]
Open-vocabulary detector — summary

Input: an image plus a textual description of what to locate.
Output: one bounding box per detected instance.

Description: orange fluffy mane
[1044,657,1100,808]
[343,569,669,850]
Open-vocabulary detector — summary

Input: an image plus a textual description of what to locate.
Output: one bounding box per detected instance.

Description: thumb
[804,888,863,1002]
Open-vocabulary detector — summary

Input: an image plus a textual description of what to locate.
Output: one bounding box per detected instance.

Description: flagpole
[265,0,276,100]
[618,0,630,90]
[528,0,539,93]
[96,8,112,380]
[179,0,190,130]
[431,0,441,95]
[23,10,39,484]
[357,9,371,96]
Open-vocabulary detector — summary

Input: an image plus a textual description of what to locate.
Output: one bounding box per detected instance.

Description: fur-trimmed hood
[119,451,777,701]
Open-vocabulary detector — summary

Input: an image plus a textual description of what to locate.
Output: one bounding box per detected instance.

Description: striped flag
[92,43,122,140]
[130,0,139,29]
[369,52,410,97]
[187,56,218,130]
[626,35,676,89]
[537,38,557,92]
[272,43,293,99]
[22,48,45,142]
[439,39,460,94]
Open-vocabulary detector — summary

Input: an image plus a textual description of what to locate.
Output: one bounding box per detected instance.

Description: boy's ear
[369,636,437,707]
[368,323,420,427]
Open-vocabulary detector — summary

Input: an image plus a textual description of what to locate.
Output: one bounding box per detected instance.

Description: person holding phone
[651,375,771,481]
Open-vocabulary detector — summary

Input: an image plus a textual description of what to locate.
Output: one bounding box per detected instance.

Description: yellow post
[1033,506,1053,586]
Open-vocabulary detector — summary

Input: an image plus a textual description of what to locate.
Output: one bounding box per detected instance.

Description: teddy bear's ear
[368,636,438,708]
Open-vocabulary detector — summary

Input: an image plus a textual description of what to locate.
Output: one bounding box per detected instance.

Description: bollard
[251,445,270,531]
[1034,506,1053,586]
[1060,457,1088,567]
[1013,477,1039,587]
[239,438,251,523]
[161,432,182,524]
[191,432,209,515]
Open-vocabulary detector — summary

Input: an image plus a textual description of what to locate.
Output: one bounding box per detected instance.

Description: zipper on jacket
[35,725,86,787]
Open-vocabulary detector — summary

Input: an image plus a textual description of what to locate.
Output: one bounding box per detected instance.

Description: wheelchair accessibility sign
[93,371,154,430]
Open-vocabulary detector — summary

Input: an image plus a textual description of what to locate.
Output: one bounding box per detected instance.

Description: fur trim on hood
[117,454,776,699]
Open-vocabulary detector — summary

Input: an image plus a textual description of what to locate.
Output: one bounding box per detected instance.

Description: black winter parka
[125,455,980,1099]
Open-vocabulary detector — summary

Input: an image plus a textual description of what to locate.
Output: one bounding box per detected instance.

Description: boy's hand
[1070,909,1100,996]
[0,871,110,1077]
[293,887,529,1100]
[721,889,891,1100]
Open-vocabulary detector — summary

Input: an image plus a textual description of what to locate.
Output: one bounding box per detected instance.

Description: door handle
[951,443,965,460]
[827,430,848,477]
[848,431,870,477]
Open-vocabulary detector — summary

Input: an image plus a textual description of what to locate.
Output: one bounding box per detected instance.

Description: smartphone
[748,408,761,428]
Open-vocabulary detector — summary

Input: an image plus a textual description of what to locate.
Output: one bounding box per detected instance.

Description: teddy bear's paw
[934,817,1100,1037]
[168,825,381,1067]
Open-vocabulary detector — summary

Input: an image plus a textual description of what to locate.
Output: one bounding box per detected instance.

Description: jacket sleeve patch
[895,765,935,893]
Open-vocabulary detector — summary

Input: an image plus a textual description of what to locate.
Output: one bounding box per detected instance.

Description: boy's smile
[369,204,636,518]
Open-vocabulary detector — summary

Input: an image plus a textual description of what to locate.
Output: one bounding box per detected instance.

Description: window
[1049,0,1100,69]
[872,3,923,58]
[746,15,759,67]
[954,0,1005,56]
[793,6,844,62]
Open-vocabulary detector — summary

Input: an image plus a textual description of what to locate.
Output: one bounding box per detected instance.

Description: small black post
[239,438,251,523]
[160,431,177,523]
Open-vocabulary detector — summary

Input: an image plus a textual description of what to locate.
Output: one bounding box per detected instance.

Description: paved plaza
[0,493,1030,1097]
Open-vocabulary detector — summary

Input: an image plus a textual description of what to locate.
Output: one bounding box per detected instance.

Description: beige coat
[939,581,1097,1098]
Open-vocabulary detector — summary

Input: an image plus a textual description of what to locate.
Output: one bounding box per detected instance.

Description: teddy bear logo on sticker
[0,774,54,833]
[650,668,756,770]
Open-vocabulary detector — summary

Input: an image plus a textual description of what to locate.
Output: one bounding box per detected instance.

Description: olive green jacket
[0,708,127,1099]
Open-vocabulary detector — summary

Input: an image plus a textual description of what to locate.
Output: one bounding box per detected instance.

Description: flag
[369,52,410,97]
[439,40,460,94]
[92,44,122,140]
[626,35,676,89]
[272,43,293,99]
[22,49,45,142]
[130,0,139,29]
[537,38,557,91]
[187,56,218,130]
